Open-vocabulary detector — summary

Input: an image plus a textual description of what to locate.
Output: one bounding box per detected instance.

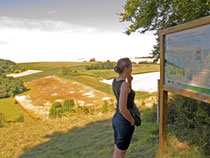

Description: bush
[0,59,17,76]
[89,58,96,62]
[49,100,75,118]
[138,61,152,64]
[63,100,74,112]
[49,102,63,118]
[167,94,210,155]
[85,61,115,70]
[101,101,109,113]
[62,67,80,76]
[16,115,24,122]
[0,76,28,98]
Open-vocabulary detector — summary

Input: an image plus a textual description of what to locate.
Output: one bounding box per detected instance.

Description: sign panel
[165,24,210,95]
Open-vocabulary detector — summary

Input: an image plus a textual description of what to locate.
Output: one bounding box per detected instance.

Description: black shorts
[112,114,135,150]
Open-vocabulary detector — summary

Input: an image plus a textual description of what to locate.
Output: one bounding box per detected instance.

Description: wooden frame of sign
[158,16,210,153]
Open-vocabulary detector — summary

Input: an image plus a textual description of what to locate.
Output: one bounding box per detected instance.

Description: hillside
[0,61,207,158]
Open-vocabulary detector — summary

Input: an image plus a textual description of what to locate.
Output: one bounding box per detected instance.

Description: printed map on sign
[165,24,210,95]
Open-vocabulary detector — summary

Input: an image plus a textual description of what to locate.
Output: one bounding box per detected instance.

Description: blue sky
[0,0,156,62]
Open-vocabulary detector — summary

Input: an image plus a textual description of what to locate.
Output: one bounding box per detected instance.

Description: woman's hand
[127,75,133,88]
[127,75,133,83]
[131,118,135,126]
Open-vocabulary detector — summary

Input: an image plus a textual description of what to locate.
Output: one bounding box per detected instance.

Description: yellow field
[15,76,114,119]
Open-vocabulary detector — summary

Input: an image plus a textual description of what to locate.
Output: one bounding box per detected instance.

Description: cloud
[0,16,96,33]
[47,11,57,14]
[0,41,8,45]
[0,16,156,63]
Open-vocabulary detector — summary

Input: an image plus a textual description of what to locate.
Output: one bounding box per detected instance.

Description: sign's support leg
[159,89,168,153]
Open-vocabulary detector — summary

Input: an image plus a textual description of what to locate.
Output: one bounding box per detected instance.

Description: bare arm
[127,75,133,89]
[119,82,135,125]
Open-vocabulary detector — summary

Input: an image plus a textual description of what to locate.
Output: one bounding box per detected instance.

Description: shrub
[0,76,27,98]
[62,67,80,76]
[63,100,74,112]
[0,59,17,76]
[49,100,75,118]
[101,101,109,113]
[89,58,96,62]
[49,102,63,118]
[85,61,115,70]
[167,94,210,155]
[16,115,24,122]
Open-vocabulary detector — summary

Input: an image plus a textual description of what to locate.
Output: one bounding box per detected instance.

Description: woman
[112,58,135,158]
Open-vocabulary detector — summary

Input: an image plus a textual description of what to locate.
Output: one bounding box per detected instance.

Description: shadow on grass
[20,111,159,158]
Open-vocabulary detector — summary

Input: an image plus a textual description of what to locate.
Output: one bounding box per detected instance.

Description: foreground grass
[0,108,159,158]
[1,105,204,158]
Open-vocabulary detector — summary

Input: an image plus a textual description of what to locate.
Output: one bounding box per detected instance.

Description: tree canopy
[0,59,17,76]
[120,0,210,61]
[0,59,27,98]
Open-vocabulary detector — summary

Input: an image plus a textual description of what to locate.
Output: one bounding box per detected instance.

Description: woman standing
[112,58,136,158]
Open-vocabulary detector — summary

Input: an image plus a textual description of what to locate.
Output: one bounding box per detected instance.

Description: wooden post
[157,79,160,123]
[159,35,168,153]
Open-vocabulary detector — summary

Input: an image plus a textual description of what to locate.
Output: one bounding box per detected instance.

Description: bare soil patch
[6,70,43,78]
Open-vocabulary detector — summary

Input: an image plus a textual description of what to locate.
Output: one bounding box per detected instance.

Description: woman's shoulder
[120,81,129,91]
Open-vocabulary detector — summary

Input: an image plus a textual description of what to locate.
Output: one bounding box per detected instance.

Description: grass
[17,62,90,71]
[0,107,204,158]
[0,108,159,158]
[156,135,205,158]
[0,97,31,122]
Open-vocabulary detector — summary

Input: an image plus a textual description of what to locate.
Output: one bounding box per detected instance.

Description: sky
[0,0,157,63]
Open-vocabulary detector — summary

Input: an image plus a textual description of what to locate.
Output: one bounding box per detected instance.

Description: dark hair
[114,58,132,74]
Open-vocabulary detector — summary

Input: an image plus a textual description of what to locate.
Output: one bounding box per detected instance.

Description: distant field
[17,62,159,81]
[17,62,90,71]
[0,97,30,121]
[17,62,89,82]
[15,62,159,101]
[59,74,153,100]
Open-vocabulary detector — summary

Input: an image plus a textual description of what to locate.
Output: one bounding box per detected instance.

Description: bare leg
[113,144,127,158]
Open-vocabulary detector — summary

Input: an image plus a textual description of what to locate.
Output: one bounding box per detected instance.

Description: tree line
[0,59,27,98]
[85,60,115,70]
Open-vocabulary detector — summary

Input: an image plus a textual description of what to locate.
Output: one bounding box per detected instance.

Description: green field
[0,97,31,122]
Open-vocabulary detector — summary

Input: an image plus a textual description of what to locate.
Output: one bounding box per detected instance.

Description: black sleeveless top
[112,78,135,114]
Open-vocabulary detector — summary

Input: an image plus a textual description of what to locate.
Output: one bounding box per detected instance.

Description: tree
[0,59,17,76]
[89,58,96,62]
[120,0,210,62]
